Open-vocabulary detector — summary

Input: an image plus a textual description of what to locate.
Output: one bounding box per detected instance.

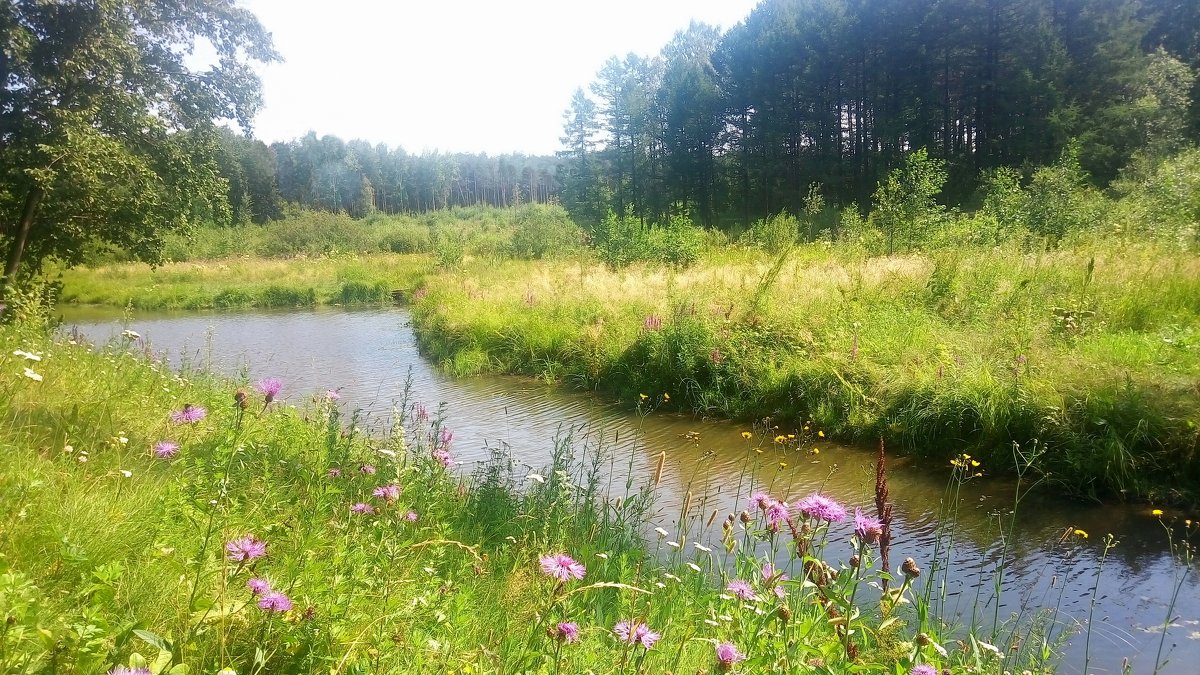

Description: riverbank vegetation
[1,304,1106,674]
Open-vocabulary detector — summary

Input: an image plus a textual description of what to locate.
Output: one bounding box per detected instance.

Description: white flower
[525,473,545,484]
[596,552,609,560]
[663,573,681,582]
[22,368,42,382]
[686,562,702,572]
[977,641,1002,657]
[719,614,733,622]
[655,527,669,537]
[667,540,680,548]
[119,469,133,478]
[121,329,141,340]
[693,542,712,553]
[655,582,665,588]
[12,350,41,361]
[703,619,719,627]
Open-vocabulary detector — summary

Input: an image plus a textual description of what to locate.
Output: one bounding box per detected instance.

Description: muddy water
[60,306,1198,674]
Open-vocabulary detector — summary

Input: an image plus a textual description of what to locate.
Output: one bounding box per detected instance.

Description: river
[59,306,1198,674]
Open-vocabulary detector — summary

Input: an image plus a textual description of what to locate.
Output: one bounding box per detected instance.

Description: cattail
[652,451,666,486]
[681,490,692,521]
[706,508,719,528]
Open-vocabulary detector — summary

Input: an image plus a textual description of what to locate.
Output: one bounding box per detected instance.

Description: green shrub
[869,148,949,254]
[337,280,390,305]
[740,212,799,250]
[257,285,317,307]
[509,204,582,259]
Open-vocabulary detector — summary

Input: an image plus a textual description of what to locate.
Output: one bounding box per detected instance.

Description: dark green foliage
[257,285,317,308]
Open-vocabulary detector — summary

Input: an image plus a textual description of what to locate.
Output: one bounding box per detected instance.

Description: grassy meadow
[0,306,1078,675]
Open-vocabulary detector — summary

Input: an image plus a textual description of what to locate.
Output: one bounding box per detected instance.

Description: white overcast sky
[233,0,760,156]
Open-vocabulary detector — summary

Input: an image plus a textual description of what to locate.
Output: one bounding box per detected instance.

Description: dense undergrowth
[0,303,1098,675]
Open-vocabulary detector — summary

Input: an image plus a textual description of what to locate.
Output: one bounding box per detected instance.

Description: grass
[0,309,1104,675]
[408,239,1200,506]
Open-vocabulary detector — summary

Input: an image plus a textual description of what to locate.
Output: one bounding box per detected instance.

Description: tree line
[558,0,1200,228]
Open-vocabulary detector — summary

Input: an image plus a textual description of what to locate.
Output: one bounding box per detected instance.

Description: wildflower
[414,402,429,421]
[13,349,41,361]
[121,329,141,340]
[551,621,580,644]
[809,447,820,456]
[797,493,847,522]
[225,536,267,562]
[119,469,133,478]
[247,578,271,595]
[404,511,419,522]
[438,427,454,447]
[901,557,922,579]
[726,579,758,601]
[257,591,293,613]
[170,404,207,424]
[596,552,609,559]
[662,392,670,402]
[359,463,376,475]
[655,527,669,538]
[639,393,648,401]
[108,667,152,675]
[818,430,825,438]
[351,502,375,514]
[256,377,282,404]
[774,435,786,444]
[910,666,937,675]
[765,501,790,530]
[153,441,180,459]
[715,642,746,670]
[778,461,787,469]
[23,367,43,382]
[741,431,752,439]
[749,491,772,511]
[613,621,660,649]
[694,542,712,553]
[432,448,453,468]
[372,484,401,502]
[854,508,885,545]
[327,467,342,478]
[1073,529,1088,539]
[326,389,341,401]
[526,473,546,484]
[687,562,702,572]
[234,389,249,409]
[1152,508,1164,517]
[540,553,586,581]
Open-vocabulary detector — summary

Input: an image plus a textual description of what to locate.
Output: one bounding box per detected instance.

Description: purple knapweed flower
[553,621,580,644]
[327,467,342,478]
[247,577,271,595]
[432,448,453,468]
[715,641,746,670]
[225,536,267,562]
[170,404,207,424]
[726,579,759,601]
[854,508,885,545]
[404,511,419,522]
[614,621,660,649]
[749,491,772,511]
[762,562,790,598]
[108,668,152,675]
[765,500,790,531]
[153,441,179,459]
[372,484,401,503]
[797,493,847,522]
[256,377,282,403]
[351,502,375,514]
[257,591,293,612]
[540,553,586,581]
[359,463,376,475]
[910,666,937,675]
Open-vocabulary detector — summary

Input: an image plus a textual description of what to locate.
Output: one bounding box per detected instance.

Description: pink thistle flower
[372,484,401,503]
[726,579,759,601]
[749,491,772,511]
[765,500,790,530]
[153,441,179,459]
[256,377,282,404]
[257,591,293,612]
[225,536,267,562]
[715,641,746,670]
[910,666,937,675]
[404,511,419,522]
[553,621,580,643]
[170,404,206,424]
[247,577,271,595]
[351,502,375,514]
[540,553,586,581]
[359,463,376,475]
[614,621,660,649]
[327,467,342,478]
[797,493,847,522]
[108,668,152,675]
[854,508,885,545]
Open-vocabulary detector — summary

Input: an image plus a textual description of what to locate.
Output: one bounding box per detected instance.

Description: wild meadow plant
[1,315,1195,673]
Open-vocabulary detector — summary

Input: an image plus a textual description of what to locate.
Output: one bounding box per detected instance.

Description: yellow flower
[754,448,763,454]
[778,462,788,469]
[787,433,795,440]
[639,393,648,401]
[741,431,752,440]
[1074,529,1088,539]
[818,430,825,438]
[662,393,670,402]
[774,435,786,444]
[971,460,981,467]
[809,447,820,456]
[1152,508,1164,517]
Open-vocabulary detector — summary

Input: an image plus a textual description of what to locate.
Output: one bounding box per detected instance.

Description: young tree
[0,0,278,298]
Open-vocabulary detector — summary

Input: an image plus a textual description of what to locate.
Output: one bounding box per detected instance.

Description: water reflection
[59,306,1198,674]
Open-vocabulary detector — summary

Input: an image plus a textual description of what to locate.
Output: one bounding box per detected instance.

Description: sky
[233,0,761,156]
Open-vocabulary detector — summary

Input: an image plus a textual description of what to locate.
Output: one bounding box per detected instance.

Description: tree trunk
[1,186,44,300]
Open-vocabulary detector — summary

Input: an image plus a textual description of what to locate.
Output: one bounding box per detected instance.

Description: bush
[509,204,582,259]
[740,212,799,250]
[592,211,706,268]
[869,148,949,254]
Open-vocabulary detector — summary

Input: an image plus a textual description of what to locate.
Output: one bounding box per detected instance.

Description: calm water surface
[60,306,1199,674]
